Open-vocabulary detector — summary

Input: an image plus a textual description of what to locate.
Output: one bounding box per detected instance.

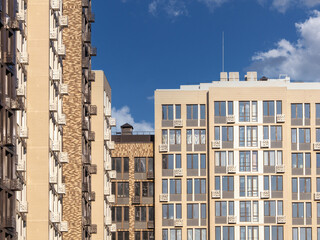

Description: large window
[142,182,154,197]
[299,178,311,193]
[240,151,258,172]
[170,129,181,144]
[170,179,181,194]
[293,228,312,240]
[187,104,198,120]
[240,201,258,222]
[222,126,233,142]
[215,201,227,217]
[271,176,283,191]
[291,103,303,120]
[240,226,259,240]
[299,128,310,143]
[162,204,174,219]
[239,126,258,147]
[215,101,226,117]
[187,229,207,240]
[194,130,206,144]
[239,101,250,122]
[271,126,282,142]
[263,101,275,117]
[135,157,146,172]
[240,176,258,197]
[162,105,173,120]
[169,229,182,240]
[162,154,180,169]
[187,204,199,219]
[222,176,234,191]
[135,206,147,221]
[117,182,129,197]
[112,157,128,173]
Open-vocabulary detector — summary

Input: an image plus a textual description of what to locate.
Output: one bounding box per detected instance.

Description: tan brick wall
[62,0,83,239]
[112,142,154,239]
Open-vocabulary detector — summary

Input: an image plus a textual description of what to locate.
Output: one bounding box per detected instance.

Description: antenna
[222,31,224,72]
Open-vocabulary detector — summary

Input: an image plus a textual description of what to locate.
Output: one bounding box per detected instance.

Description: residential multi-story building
[26,0,68,239]
[62,0,97,239]
[111,124,155,240]
[155,72,320,240]
[91,70,116,240]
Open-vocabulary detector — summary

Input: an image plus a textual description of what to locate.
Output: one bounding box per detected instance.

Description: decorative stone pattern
[112,142,154,239]
[62,0,83,239]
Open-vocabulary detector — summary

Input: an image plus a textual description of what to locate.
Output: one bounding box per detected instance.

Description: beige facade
[91,70,115,240]
[111,126,154,240]
[155,72,320,240]
[27,0,68,239]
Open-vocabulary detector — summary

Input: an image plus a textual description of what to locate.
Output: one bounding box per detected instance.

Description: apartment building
[91,70,116,240]
[62,0,97,239]
[111,124,155,240]
[155,72,320,240]
[26,0,68,239]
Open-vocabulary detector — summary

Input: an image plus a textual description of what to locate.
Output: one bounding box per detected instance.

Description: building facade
[111,124,155,240]
[91,70,116,240]
[155,72,320,240]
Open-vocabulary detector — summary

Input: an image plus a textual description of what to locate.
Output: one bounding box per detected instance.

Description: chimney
[220,72,228,81]
[121,123,133,135]
[229,72,239,81]
[247,72,257,81]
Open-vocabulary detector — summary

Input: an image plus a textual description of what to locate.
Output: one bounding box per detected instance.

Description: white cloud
[197,0,229,11]
[248,11,320,81]
[112,106,154,132]
[147,95,154,100]
[272,0,291,13]
[303,0,320,7]
[148,0,188,17]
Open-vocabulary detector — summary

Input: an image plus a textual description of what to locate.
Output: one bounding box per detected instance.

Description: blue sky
[92,0,320,131]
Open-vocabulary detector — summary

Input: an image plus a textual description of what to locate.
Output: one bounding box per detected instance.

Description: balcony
[276,114,285,123]
[227,165,236,173]
[90,105,97,115]
[17,200,28,213]
[226,115,235,123]
[0,179,11,189]
[90,224,97,234]
[60,83,68,95]
[211,190,221,199]
[174,219,183,227]
[16,87,25,97]
[59,16,68,27]
[82,119,89,130]
[276,165,285,173]
[89,71,95,81]
[104,129,111,141]
[88,131,95,141]
[4,216,16,229]
[58,44,66,56]
[228,215,236,224]
[107,141,115,150]
[17,160,26,171]
[105,108,111,117]
[173,119,183,128]
[49,28,58,40]
[52,69,61,81]
[57,184,66,194]
[50,0,60,10]
[83,32,91,43]
[3,52,14,65]
[277,215,286,224]
[50,139,60,152]
[59,152,69,163]
[104,215,112,226]
[159,194,168,202]
[10,179,23,191]
[88,12,95,22]
[83,216,91,226]
[58,114,66,125]
[18,52,29,65]
[59,221,68,232]
[104,185,110,196]
[89,164,97,174]
[49,101,57,112]
[109,224,117,232]
[147,221,154,229]
[108,170,116,179]
[82,0,89,8]
[82,154,90,164]
[108,118,116,127]
[17,11,25,21]
[260,190,270,199]
[18,126,28,139]
[82,182,89,192]
[89,191,96,201]
[132,196,140,204]
[147,171,154,179]
[49,175,57,184]
[315,192,320,200]
[211,140,221,149]
[173,168,183,177]
[159,144,168,152]
[90,47,97,56]
[107,194,115,204]
[104,161,111,171]
[50,211,60,223]
[260,139,270,148]
[314,142,320,150]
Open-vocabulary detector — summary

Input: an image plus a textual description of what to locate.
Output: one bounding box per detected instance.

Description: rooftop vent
[121,123,133,135]
[260,76,268,81]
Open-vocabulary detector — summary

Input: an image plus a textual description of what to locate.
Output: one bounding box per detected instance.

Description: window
[124,157,129,173]
[162,129,168,144]
[240,226,259,240]
[135,157,146,172]
[215,201,227,216]
[240,201,258,222]
[215,176,220,190]
[215,151,226,167]
[264,126,269,139]
[170,129,181,144]
[215,127,220,140]
[264,151,275,166]
[222,126,233,142]
[292,128,297,143]
[317,153,320,169]
[149,207,154,221]
[264,201,276,217]
[170,229,182,240]
[228,101,233,115]
[271,176,283,191]
[187,204,199,219]
[292,103,303,119]
[187,179,192,194]
[187,154,198,169]
[317,128,320,142]
[162,105,173,120]
[239,101,250,122]
[264,176,269,190]
[271,126,282,141]
[276,101,282,114]
[317,178,320,192]
[135,206,146,221]
[118,232,129,240]
[135,182,141,196]
[240,176,258,197]
[200,104,205,120]
[264,101,275,117]
[117,182,129,197]
[148,157,154,173]
[272,226,283,240]
[163,229,168,240]
[142,182,153,197]
[222,176,234,191]
[305,103,310,119]
[200,154,206,169]
[292,202,304,218]
[292,178,298,193]
[239,126,258,147]
[187,104,198,120]
[223,227,235,240]
[194,129,206,144]
[187,229,207,240]
[317,104,320,120]
[176,204,181,219]
[162,154,174,169]
[292,153,303,169]
[170,179,181,194]
[201,204,206,219]
[112,157,122,173]
[175,105,181,119]
[299,178,311,193]
[187,130,192,144]
[194,179,206,194]
[215,101,226,116]
[299,128,310,143]
[112,207,129,222]
[162,179,168,193]
[239,151,250,172]
[162,204,174,219]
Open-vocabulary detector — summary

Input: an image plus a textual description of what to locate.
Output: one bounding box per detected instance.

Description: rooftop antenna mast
[222,31,224,72]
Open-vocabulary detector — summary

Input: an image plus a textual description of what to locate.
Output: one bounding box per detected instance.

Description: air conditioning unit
[49,29,58,40]
[107,141,115,150]
[58,114,66,125]
[52,69,60,81]
[173,119,183,127]
[228,215,236,224]
[211,190,221,199]
[108,118,116,127]
[277,215,286,224]
[159,194,168,202]
[315,192,320,201]
[314,142,320,151]
[260,190,270,199]
[104,129,111,141]
[59,83,68,95]
[49,174,57,184]
[50,211,60,223]
[59,152,69,163]
[109,224,116,232]
[104,161,111,171]
[227,165,236,173]
[57,184,66,194]
[17,160,26,172]
[226,115,235,123]
[50,0,60,10]
[59,221,68,232]
[159,144,168,152]
[59,16,68,27]
[276,114,285,123]
[108,170,116,179]
[17,201,28,213]
[57,44,66,56]
[276,165,285,173]
[19,52,29,65]
[107,195,115,204]
[50,139,60,152]
[211,140,221,149]
[260,140,270,148]
[173,168,183,177]
[19,126,28,139]
[174,219,183,227]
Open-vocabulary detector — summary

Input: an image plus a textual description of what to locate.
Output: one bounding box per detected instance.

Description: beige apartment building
[155,72,320,240]
[111,124,155,240]
[91,70,116,240]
